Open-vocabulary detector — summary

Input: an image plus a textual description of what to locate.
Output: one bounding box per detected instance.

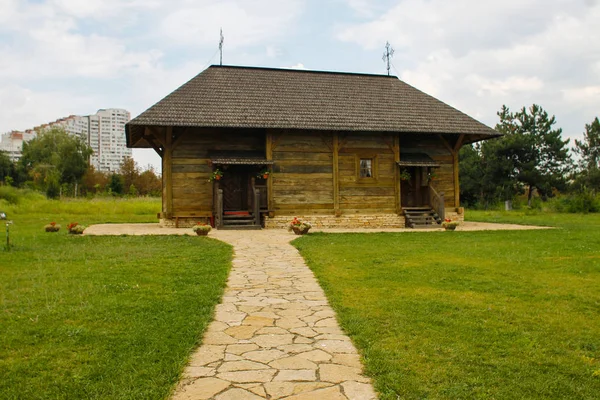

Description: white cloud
[0,84,96,132]
[160,0,305,49]
[287,63,307,70]
[336,0,600,136]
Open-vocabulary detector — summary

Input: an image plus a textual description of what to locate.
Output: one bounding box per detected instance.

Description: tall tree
[0,151,14,184]
[494,104,571,205]
[119,156,139,191]
[19,127,93,194]
[574,117,600,193]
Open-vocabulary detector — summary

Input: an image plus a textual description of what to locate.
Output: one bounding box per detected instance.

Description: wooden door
[221,173,247,211]
[401,167,428,207]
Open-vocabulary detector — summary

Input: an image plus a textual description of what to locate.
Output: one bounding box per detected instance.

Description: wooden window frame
[355,154,378,183]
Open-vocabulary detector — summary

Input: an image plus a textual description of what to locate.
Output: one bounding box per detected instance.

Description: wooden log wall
[271,130,334,215]
[399,134,457,208]
[338,133,398,214]
[169,127,264,214]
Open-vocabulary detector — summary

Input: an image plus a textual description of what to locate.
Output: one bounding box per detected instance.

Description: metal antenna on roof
[219,28,224,65]
[382,41,394,76]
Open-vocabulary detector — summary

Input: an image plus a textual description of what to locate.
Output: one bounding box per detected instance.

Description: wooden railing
[429,185,445,221]
[253,188,261,226]
[214,188,223,229]
[255,184,268,210]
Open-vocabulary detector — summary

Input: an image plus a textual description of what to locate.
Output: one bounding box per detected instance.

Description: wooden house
[125,66,499,229]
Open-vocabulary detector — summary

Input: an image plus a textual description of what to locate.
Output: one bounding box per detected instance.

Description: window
[359,158,373,178]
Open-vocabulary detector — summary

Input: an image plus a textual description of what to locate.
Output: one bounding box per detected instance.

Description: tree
[109,173,124,195]
[18,127,93,195]
[494,104,571,205]
[0,151,14,184]
[119,156,139,191]
[574,117,600,193]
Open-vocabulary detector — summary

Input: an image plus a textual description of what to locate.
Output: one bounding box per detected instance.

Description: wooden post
[394,134,400,214]
[254,188,261,226]
[164,126,173,217]
[333,132,340,215]
[453,152,460,208]
[452,134,464,208]
[266,131,274,217]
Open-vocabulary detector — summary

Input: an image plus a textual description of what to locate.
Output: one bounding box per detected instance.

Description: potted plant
[257,169,270,180]
[67,222,86,234]
[400,169,411,181]
[427,170,437,183]
[44,222,61,232]
[442,219,459,231]
[208,169,223,182]
[192,223,211,236]
[288,217,312,235]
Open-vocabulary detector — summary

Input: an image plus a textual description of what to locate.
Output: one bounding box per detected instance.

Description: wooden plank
[273,152,332,162]
[339,147,393,154]
[453,152,460,207]
[275,195,334,204]
[340,187,395,196]
[273,173,332,180]
[266,132,274,215]
[274,159,332,167]
[333,132,340,214]
[339,208,396,214]
[172,164,212,174]
[437,134,454,154]
[164,126,173,215]
[273,164,333,174]
[274,203,335,210]
[172,158,210,165]
[454,134,466,153]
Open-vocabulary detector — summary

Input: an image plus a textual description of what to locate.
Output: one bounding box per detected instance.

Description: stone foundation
[160,217,211,228]
[444,207,465,222]
[264,214,406,229]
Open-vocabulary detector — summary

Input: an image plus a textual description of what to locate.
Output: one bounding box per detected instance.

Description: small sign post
[0,212,12,251]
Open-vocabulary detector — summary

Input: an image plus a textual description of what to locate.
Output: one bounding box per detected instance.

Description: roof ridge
[209,64,397,79]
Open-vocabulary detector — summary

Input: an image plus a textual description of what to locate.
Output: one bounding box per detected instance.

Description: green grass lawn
[293,213,600,399]
[0,196,232,399]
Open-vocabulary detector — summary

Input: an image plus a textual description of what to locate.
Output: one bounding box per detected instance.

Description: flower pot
[263,174,269,179]
[292,227,310,235]
[195,230,209,236]
[215,176,221,181]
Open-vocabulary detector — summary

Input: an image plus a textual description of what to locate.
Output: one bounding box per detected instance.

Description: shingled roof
[126,65,499,147]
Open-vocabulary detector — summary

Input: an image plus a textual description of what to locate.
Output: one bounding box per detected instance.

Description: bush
[0,186,20,204]
[547,192,599,213]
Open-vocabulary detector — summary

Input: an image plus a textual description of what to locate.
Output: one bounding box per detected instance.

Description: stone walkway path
[171,230,377,400]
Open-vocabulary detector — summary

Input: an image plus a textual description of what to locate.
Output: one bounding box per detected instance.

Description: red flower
[50,222,56,226]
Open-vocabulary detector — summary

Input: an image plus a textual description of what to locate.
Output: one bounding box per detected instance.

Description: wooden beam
[266,132,274,216]
[320,133,333,151]
[164,126,173,217]
[338,133,349,151]
[333,132,340,215]
[172,127,188,150]
[437,134,454,154]
[394,134,400,214]
[271,131,284,151]
[147,126,166,148]
[143,130,164,158]
[453,151,460,208]
[453,133,466,153]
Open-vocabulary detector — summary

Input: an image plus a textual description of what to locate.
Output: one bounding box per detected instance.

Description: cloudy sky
[1,0,599,170]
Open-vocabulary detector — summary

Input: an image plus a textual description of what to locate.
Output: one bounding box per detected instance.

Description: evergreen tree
[493,104,571,205]
[574,117,600,193]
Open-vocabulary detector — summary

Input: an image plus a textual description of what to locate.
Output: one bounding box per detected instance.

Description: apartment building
[0,108,132,172]
[0,130,37,162]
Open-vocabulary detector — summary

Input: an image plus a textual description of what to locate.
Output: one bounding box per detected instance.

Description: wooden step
[219,225,262,230]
